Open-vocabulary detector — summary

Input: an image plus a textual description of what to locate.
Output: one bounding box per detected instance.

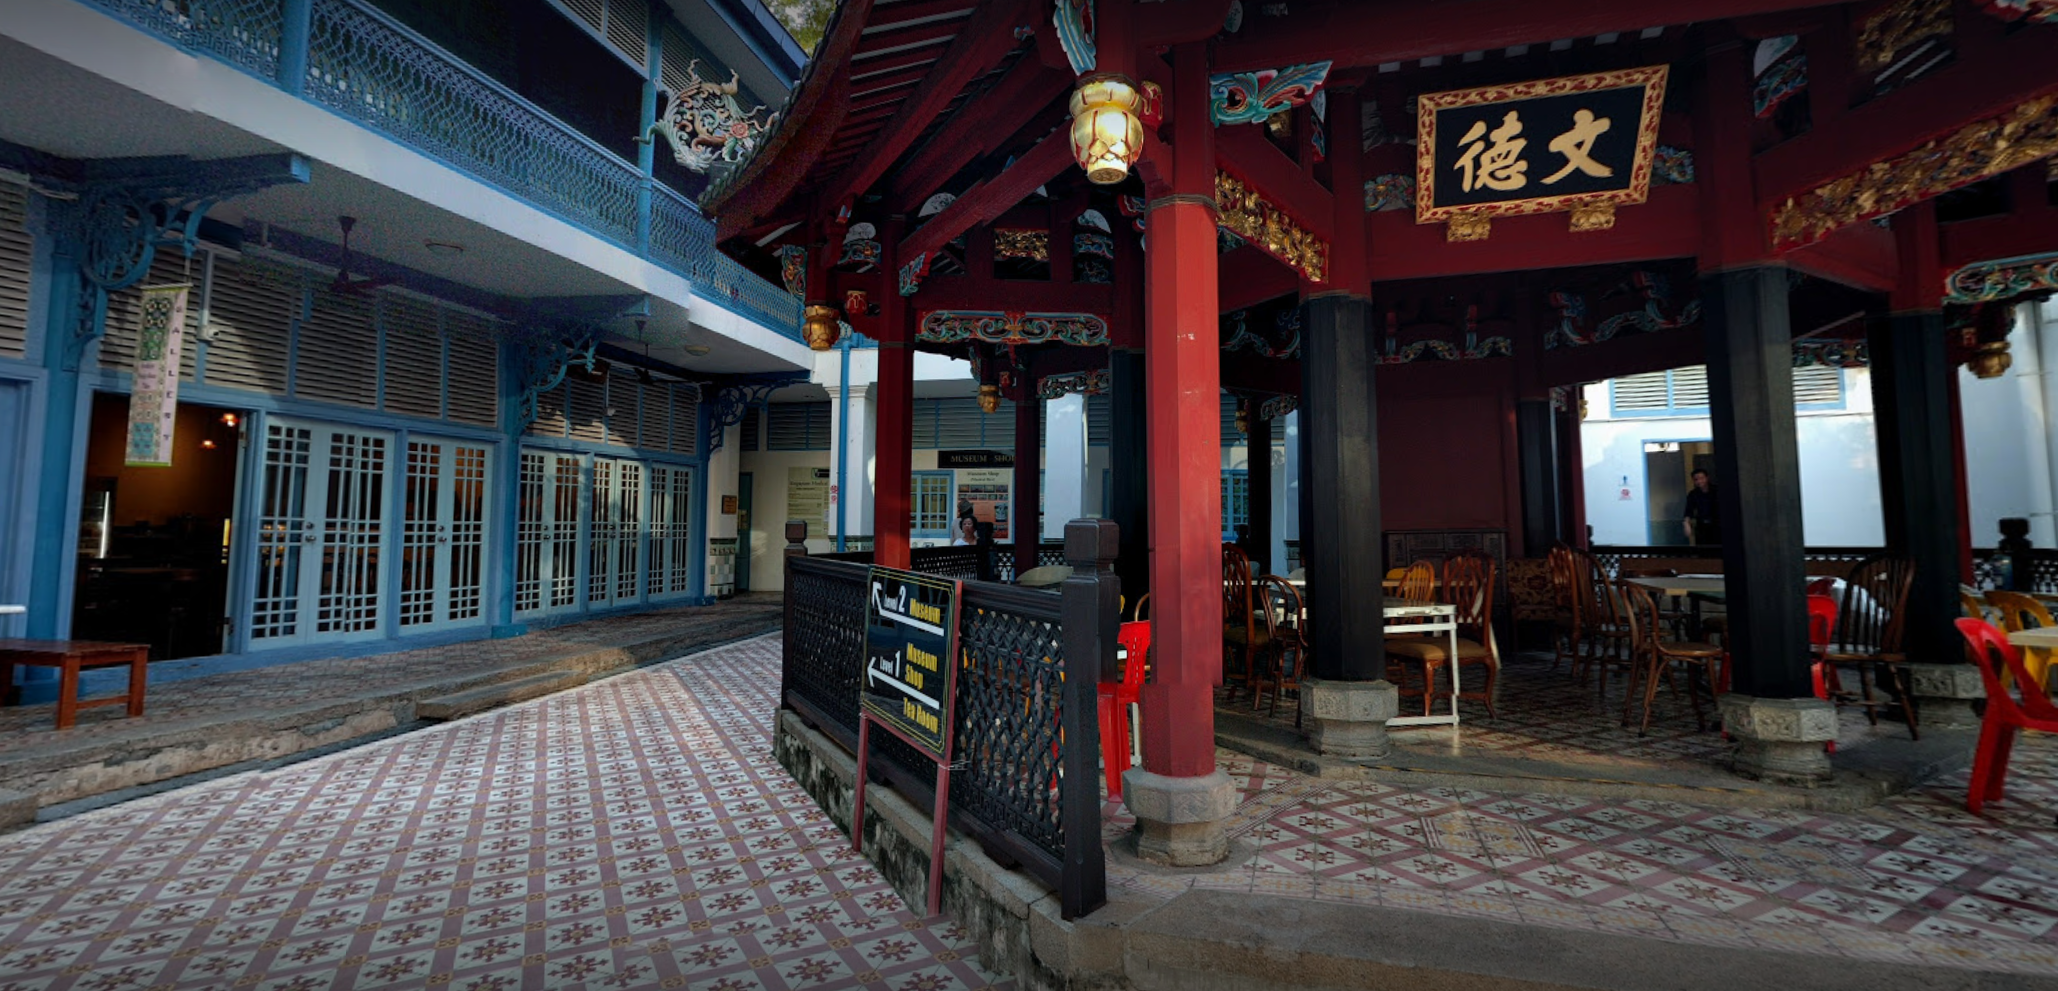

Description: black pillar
[1703,266,1811,699]
[1109,348,1149,605]
[1247,405,1273,574]
[1869,311,1963,663]
[1299,294,1384,679]
[1516,398,1562,556]
[1015,394,1042,579]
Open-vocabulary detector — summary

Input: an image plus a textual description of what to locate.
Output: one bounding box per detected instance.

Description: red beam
[1941,168,2058,273]
[886,58,1074,210]
[1210,0,1829,74]
[1214,125,1332,241]
[1364,184,1700,282]
[900,128,1076,265]
[1755,27,2058,208]
[1787,221,1898,294]
[707,0,874,236]
[1218,250,1300,312]
[912,279,1117,315]
[823,0,1036,210]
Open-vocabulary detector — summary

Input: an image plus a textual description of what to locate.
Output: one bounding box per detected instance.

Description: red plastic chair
[1099,619,1150,802]
[1806,593,1839,753]
[1956,618,2058,816]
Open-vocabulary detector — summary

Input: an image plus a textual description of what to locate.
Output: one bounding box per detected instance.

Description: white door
[587,457,644,609]
[517,449,584,616]
[399,438,492,631]
[248,419,393,645]
[647,465,694,600]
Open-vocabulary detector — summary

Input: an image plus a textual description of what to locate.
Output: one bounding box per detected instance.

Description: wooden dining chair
[1547,545,1582,672]
[1394,560,1437,604]
[1222,544,1264,696]
[1572,549,1635,701]
[1984,590,2056,691]
[1131,592,1152,623]
[1619,581,1726,735]
[1823,554,1918,739]
[1387,554,1499,718]
[1248,576,1308,723]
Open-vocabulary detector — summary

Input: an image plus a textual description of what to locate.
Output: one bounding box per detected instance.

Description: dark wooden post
[1247,404,1273,574]
[1298,293,1385,679]
[1516,398,1562,557]
[1110,348,1149,607]
[1703,266,1811,699]
[1057,518,1114,918]
[1870,310,1963,665]
[784,520,809,558]
[1014,393,1042,580]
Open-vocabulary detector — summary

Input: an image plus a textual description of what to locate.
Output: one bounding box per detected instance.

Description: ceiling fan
[329,215,397,295]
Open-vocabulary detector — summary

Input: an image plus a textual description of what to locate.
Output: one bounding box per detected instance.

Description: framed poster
[955,468,1012,541]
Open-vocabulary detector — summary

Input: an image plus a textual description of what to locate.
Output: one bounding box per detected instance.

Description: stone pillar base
[1122,768,1236,867]
[1907,662,1984,729]
[1720,695,1837,787]
[1299,678,1400,759]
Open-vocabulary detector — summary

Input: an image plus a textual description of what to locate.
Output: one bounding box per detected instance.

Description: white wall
[1579,369,1886,547]
[1960,302,2058,548]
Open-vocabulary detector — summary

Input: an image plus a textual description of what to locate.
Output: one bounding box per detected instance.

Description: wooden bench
[0,640,151,729]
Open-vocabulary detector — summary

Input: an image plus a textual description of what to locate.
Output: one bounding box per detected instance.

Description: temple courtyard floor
[3,633,2056,989]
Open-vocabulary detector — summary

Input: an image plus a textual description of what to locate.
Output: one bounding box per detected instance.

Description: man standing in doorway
[1683,469,1722,545]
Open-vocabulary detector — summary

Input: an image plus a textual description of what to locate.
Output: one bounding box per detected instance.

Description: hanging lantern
[802,304,843,351]
[1069,74,1146,185]
[1969,340,2013,379]
[1234,402,1249,436]
[977,384,1001,414]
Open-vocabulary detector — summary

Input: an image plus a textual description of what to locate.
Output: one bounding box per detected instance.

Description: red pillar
[1137,45,1221,780]
[875,227,914,569]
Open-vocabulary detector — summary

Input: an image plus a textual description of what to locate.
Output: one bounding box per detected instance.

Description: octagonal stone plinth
[1719,695,1837,787]
[1122,768,1237,867]
[1299,678,1400,759]
[1908,662,1985,729]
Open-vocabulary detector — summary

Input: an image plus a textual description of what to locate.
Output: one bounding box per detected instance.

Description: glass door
[248,418,393,645]
[399,438,492,631]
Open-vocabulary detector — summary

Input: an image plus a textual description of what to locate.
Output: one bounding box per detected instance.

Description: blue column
[490,339,523,636]
[279,0,314,95]
[26,224,88,645]
[636,3,661,255]
[689,398,713,604]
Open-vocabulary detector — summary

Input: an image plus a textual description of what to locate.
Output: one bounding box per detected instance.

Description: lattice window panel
[445,312,500,427]
[589,457,616,605]
[399,441,443,627]
[296,288,378,408]
[380,294,444,420]
[316,430,387,633]
[198,258,295,395]
[250,422,313,640]
[740,405,762,451]
[529,383,568,438]
[550,453,582,608]
[516,451,547,614]
[0,184,31,360]
[767,402,830,450]
[1795,365,1844,406]
[648,465,694,598]
[568,377,607,442]
[615,461,643,602]
[604,368,637,448]
[101,251,201,381]
[398,439,491,629]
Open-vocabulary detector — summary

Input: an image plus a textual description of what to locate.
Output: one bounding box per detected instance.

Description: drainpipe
[2034,300,2058,548]
[836,333,852,553]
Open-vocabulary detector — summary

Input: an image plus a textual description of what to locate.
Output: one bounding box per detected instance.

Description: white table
[2007,627,2058,650]
[1382,597,1463,727]
[1623,575,1725,598]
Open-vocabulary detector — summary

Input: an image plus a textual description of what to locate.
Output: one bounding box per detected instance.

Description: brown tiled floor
[0,597,783,750]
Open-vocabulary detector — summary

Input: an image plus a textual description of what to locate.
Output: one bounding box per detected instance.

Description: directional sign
[860,567,962,759]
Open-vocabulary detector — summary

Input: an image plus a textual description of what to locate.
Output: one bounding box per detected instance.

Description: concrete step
[416,671,586,721]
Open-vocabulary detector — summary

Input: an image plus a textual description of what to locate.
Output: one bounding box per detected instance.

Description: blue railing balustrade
[72,0,804,343]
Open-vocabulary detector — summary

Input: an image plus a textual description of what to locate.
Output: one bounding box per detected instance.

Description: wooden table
[1623,576,1726,598]
[1286,582,1466,725]
[0,639,150,729]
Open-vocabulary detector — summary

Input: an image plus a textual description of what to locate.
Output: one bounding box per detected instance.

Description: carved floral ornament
[1943,251,2058,305]
[640,61,776,174]
[1770,95,2058,249]
[1215,172,1327,283]
[1037,368,1109,399]
[918,310,1110,347]
[1855,0,1954,73]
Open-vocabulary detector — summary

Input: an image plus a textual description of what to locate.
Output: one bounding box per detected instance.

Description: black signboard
[1416,66,1668,234]
[938,450,1014,469]
[859,567,962,759]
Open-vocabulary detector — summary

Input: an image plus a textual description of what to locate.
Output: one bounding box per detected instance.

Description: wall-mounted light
[424,240,465,257]
[1069,74,1145,185]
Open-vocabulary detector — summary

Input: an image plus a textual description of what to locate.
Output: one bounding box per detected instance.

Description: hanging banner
[125,284,190,467]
